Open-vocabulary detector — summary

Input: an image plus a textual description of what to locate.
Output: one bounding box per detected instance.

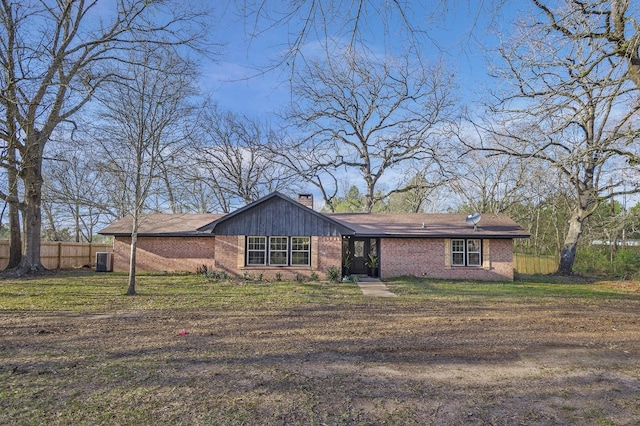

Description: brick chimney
[298,193,313,209]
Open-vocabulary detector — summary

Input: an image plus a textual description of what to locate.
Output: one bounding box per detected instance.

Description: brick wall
[113,236,216,273]
[214,235,342,280]
[112,234,514,281]
[380,238,514,281]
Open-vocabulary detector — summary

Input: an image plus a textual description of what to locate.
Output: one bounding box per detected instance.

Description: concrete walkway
[356,277,397,297]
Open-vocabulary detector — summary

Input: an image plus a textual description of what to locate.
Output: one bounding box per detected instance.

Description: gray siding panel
[214,197,347,236]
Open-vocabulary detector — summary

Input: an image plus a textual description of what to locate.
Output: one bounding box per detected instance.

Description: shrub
[326,265,340,283]
[574,247,610,275]
[310,271,319,281]
[197,265,229,281]
[615,249,640,279]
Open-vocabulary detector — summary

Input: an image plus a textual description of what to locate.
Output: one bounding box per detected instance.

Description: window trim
[466,239,482,266]
[451,238,482,267]
[290,236,311,266]
[269,236,289,266]
[245,236,311,267]
[246,236,267,266]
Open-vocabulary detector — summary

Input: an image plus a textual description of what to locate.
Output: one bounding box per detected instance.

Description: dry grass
[1,272,639,425]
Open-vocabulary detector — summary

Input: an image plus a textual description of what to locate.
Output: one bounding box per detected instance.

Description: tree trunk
[7,200,22,269]
[19,164,45,273]
[7,147,21,269]
[557,212,584,275]
[127,232,137,295]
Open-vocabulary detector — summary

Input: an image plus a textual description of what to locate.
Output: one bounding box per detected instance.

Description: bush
[615,249,640,279]
[573,248,610,275]
[326,265,340,283]
[197,265,229,281]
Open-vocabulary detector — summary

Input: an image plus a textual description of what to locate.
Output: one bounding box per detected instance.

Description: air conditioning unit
[96,252,113,272]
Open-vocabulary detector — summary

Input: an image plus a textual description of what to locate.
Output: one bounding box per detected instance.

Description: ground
[1,274,639,425]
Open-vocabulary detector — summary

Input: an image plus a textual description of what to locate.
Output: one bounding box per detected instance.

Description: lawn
[1,272,639,425]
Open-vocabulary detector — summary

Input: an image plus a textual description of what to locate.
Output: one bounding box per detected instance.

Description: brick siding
[214,235,342,280]
[380,238,514,281]
[113,236,215,273]
[113,234,514,281]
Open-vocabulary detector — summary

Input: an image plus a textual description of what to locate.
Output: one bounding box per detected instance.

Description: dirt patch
[2,300,640,424]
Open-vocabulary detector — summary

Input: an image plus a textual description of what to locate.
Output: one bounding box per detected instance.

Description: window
[269,237,288,265]
[451,239,466,266]
[451,239,482,267]
[247,236,266,265]
[291,237,310,266]
[246,236,311,266]
[466,239,481,266]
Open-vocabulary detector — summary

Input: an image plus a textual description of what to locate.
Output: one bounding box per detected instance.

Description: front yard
[1,272,639,425]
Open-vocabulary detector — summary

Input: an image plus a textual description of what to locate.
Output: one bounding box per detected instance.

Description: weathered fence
[513,253,559,275]
[0,241,113,271]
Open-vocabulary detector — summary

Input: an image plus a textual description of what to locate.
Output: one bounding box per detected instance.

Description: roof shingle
[99,213,223,236]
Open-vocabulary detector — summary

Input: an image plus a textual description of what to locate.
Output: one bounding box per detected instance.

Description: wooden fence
[513,253,559,275]
[0,241,113,271]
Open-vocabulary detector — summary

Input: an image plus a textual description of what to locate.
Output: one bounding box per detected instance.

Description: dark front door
[350,238,368,275]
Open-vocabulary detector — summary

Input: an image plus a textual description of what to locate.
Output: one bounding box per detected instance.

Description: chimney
[298,193,313,209]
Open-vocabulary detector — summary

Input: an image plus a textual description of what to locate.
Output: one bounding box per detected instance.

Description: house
[99,192,530,281]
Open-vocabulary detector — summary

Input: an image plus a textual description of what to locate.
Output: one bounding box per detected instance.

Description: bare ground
[2,297,640,425]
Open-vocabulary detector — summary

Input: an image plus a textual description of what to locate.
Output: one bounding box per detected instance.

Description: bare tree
[93,47,199,295]
[473,11,640,275]
[531,1,640,91]
[235,0,430,75]
[264,134,341,211]
[0,0,212,275]
[283,49,456,213]
[450,148,531,214]
[42,142,106,242]
[191,108,299,212]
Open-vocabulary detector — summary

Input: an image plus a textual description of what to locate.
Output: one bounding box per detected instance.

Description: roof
[326,212,529,238]
[99,213,223,237]
[99,193,529,239]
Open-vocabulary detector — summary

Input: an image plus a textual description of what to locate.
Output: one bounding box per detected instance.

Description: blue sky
[193,1,530,210]
[204,1,522,120]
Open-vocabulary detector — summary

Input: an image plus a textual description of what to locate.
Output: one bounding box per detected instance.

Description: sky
[204,1,521,120]
[192,1,528,210]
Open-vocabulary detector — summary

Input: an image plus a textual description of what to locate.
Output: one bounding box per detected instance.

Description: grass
[385,274,640,302]
[1,271,638,314]
[0,271,362,313]
[1,272,639,425]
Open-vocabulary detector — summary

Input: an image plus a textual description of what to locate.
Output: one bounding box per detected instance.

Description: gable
[205,193,354,237]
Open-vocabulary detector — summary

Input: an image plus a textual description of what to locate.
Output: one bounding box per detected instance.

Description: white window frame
[246,236,311,267]
[290,237,310,266]
[269,236,289,266]
[451,239,466,266]
[246,236,267,266]
[451,238,482,267]
[466,239,482,266]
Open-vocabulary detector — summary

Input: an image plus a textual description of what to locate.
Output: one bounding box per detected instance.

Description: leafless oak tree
[282,49,456,213]
[0,0,212,275]
[191,108,299,213]
[473,9,640,274]
[532,0,640,91]
[42,143,106,242]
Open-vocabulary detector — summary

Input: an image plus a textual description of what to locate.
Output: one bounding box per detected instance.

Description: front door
[350,238,369,275]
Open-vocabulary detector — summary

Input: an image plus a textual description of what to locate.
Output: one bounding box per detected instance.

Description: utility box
[95,252,113,272]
